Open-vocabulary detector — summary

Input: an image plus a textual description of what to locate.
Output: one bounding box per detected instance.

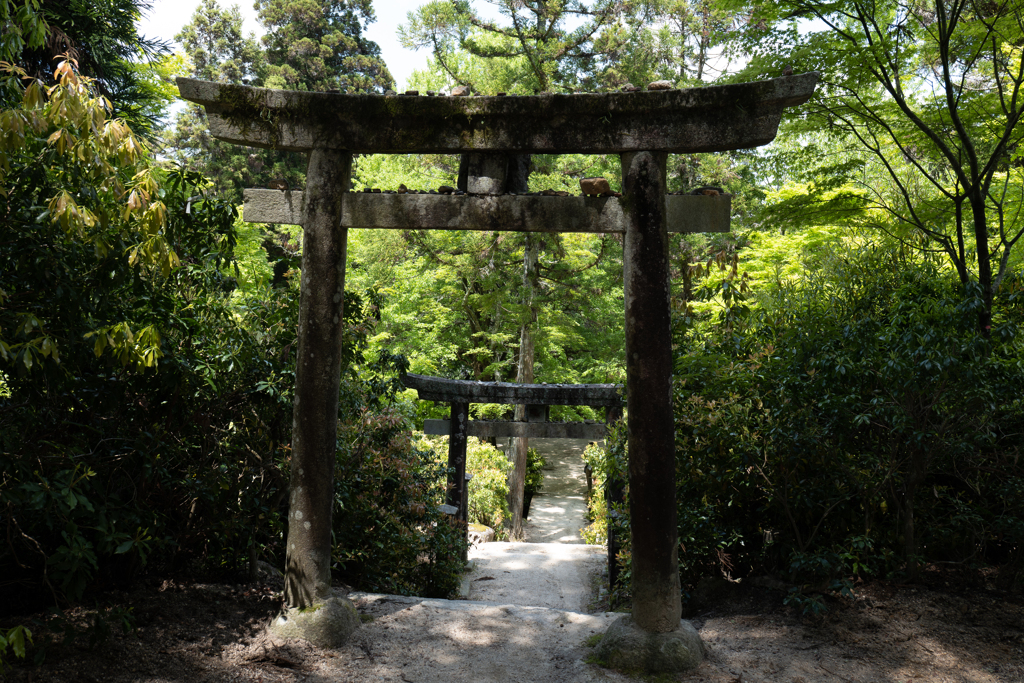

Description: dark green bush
[525,447,546,495]
[0,65,464,613]
[671,243,1024,593]
[601,241,1024,608]
[331,352,467,598]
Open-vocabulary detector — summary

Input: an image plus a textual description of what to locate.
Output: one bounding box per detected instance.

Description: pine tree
[401,0,620,94]
[176,0,265,85]
[256,0,393,92]
[163,0,304,204]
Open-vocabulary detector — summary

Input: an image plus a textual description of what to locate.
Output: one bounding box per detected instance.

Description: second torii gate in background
[179,72,818,672]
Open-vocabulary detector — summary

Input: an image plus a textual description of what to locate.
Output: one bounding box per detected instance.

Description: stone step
[467,542,606,612]
[347,591,630,683]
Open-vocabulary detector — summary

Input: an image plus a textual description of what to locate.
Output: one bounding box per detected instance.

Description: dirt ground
[4,563,1022,683]
[5,439,1022,681]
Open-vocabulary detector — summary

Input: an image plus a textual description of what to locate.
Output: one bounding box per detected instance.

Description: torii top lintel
[176,73,819,155]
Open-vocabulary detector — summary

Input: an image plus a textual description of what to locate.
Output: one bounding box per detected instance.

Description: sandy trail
[521,437,595,544]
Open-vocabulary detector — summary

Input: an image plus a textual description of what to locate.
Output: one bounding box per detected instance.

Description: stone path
[463,437,605,612]
[338,437,625,682]
[522,437,594,544]
[341,438,621,682]
[464,542,604,611]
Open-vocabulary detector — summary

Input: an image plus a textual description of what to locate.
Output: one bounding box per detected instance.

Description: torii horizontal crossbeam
[243,189,730,233]
[176,73,819,154]
[402,372,622,406]
[423,419,608,440]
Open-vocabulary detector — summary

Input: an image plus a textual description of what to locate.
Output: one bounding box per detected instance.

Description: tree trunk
[509,234,539,540]
[282,148,351,609]
[970,192,993,337]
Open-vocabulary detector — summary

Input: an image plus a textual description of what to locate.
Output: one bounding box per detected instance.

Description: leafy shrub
[465,438,511,531]
[0,57,281,601]
[332,365,467,598]
[601,238,1024,608]
[420,436,512,535]
[581,441,609,544]
[525,447,546,495]
[579,423,630,593]
[670,240,1024,594]
[0,626,32,676]
[0,59,466,614]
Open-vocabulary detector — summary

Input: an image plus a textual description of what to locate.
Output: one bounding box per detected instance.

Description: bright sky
[136,0,435,90]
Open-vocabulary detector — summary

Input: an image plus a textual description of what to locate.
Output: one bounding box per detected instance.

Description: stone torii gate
[178,72,818,672]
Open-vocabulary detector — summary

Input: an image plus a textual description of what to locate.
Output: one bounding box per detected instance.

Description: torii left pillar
[595,151,706,670]
[271,148,361,647]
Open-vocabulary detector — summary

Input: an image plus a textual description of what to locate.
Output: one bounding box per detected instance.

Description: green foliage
[331,363,467,599]
[0,625,32,675]
[162,0,306,204]
[165,0,396,203]
[669,234,1024,594]
[579,422,630,591]
[2,0,173,135]
[177,0,264,85]
[581,441,609,545]
[0,0,46,66]
[0,58,176,374]
[464,438,511,531]
[738,0,1024,332]
[0,74,462,606]
[1,60,388,611]
[401,0,621,94]
[597,223,1023,607]
[595,0,747,89]
[525,447,546,495]
[257,0,393,93]
[347,198,627,385]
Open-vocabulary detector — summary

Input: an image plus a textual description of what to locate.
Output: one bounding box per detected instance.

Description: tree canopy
[740,0,1024,333]
[257,0,393,92]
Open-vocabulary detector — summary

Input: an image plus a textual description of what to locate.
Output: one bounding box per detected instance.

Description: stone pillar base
[268,595,359,648]
[594,614,706,674]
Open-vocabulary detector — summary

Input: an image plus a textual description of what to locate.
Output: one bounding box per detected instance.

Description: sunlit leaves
[0,58,187,372]
[85,323,163,368]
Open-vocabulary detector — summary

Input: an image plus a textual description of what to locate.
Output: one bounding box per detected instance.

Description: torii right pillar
[596,151,707,671]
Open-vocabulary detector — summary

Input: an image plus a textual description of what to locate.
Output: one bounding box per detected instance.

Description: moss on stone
[181,72,819,154]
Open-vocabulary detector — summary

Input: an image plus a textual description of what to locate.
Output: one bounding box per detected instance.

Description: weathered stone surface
[269,596,360,648]
[580,177,611,195]
[176,72,819,154]
[284,148,351,609]
[403,373,622,406]
[423,419,608,440]
[622,151,681,633]
[595,615,706,674]
[648,80,673,91]
[467,523,494,545]
[451,85,470,96]
[242,189,731,235]
[460,153,507,195]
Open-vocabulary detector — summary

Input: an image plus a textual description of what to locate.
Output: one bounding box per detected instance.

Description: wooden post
[447,401,469,514]
[283,148,352,609]
[621,151,680,633]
